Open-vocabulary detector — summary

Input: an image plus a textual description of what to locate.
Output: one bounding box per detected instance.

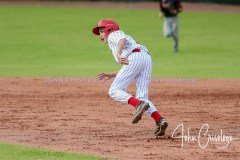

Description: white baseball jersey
[107,30,158,116]
[108,30,148,62]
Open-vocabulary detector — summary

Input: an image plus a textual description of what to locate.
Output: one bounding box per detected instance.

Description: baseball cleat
[132,101,150,124]
[174,47,179,52]
[173,44,179,52]
[154,117,168,136]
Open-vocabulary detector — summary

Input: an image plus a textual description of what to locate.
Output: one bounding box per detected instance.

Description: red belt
[132,48,140,53]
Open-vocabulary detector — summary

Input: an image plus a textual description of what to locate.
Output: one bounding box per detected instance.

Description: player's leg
[135,53,168,136]
[109,53,151,124]
[163,17,173,38]
[172,16,179,52]
[108,55,145,105]
[135,54,160,120]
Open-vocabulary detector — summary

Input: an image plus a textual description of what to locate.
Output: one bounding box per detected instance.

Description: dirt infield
[0,1,240,13]
[0,77,239,159]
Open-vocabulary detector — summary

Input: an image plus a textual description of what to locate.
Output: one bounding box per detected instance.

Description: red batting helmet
[92,19,119,35]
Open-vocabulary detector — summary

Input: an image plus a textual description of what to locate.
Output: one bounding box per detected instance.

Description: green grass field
[0,6,239,77]
[0,143,107,160]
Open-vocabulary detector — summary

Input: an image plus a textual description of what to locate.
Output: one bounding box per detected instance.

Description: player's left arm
[97,72,117,82]
[176,0,183,13]
[169,0,183,14]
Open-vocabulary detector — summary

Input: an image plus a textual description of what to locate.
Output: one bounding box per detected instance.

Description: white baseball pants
[108,51,157,116]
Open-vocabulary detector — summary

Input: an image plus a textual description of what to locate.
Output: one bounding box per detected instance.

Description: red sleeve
[176,2,183,9]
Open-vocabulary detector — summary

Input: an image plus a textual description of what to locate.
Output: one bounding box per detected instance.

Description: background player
[159,0,183,52]
[92,19,168,136]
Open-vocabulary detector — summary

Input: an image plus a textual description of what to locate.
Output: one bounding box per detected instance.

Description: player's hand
[117,54,129,65]
[169,9,178,14]
[159,12,163,18]
[97,72,114,82]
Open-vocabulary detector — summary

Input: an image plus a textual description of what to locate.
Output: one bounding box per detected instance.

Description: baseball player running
[92,19,168,136]
[159,0,183,52]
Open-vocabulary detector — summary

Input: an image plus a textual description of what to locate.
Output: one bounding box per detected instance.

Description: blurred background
[1,0,240,5]
[0,0,239,77]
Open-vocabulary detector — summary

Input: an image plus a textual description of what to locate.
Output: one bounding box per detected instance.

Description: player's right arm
[116,38,129,65]
[108,31,129,65]
[159,12,163,18]
[159,0,164,18]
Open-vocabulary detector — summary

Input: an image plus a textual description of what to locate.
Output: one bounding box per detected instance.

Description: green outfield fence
[0,0,240,5]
